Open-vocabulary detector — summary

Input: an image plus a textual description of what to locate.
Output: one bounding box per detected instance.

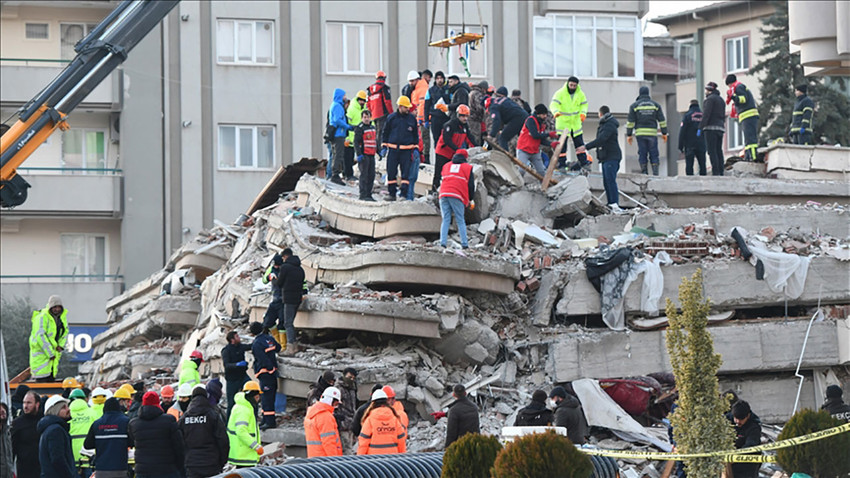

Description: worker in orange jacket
[382,385,408,447]
[304,386,343,457]
[357,389,406,455]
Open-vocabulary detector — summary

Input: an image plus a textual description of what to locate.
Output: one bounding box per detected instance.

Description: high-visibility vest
[227,392,261,467]
[357,406,406,455]
[549,83,588,135]
[304,402,342,457]
[347,100,365,143]
[69,399,96,463]
[178,359,201,387]
[29,306,68,379]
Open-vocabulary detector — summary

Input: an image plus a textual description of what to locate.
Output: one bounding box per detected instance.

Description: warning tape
[579,422,850,463]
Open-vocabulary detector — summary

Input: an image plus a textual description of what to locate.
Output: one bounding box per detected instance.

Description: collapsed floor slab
[762,144,850,181]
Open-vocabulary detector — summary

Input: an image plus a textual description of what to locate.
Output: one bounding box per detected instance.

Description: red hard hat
[190,350,203,361]
[161,385,174,398]
[382,385,396,398]
[375,70,386,79]
[456,104,470,116]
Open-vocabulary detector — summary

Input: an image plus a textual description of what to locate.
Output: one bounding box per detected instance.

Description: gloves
[236,361,248,367]
[468,200,476,210]
[344,139,351,147]
[662,135,668,143]
[696,129,702,137]
[436,103,448,113]
[627,136,634,145]
[482,141,489,151]
[550,141,559,149]
[256,446,264,455]
[800,127,805,134]
[380,147,388,158]
[580,113,586,122]
[424,121,430,128]
[356,155,363,163]
[413,149,420,163]
[549,131,559,139]
[430,411,447,420]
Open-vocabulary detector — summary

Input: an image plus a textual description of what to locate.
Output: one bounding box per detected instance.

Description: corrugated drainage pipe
[215,452,445,478]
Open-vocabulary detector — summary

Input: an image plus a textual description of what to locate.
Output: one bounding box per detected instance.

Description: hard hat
[371,389,388,402]
[160,385,175,398]
[243,381,262,394]
[356,90,368,101]
[456,105,470,116]
[407,70,419,81]
[117,384,134,395]
[69,389,86,400]
[375,70,386,79]
[177,383,194,398]
[114,388,132,400]
[62,377,81,389]
[91,387,107,397]
[382,385,396,399]
[397,96,412,108]
[320,386,341,404]
[45,395,69,412]
[189,350,204,361]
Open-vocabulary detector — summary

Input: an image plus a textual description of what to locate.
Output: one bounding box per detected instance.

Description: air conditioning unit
[109,112,120,143]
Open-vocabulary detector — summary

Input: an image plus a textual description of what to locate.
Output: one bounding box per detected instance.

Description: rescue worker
[424,71,450,145]
[179,350,204,387]
[445,384,479,447]
[159,385,176,414]
[514,390,553,426]
[250,320,280,430]
[306,370,336,406]
[113,385,133,414]
[489,86,529,150]
[129,391,185,478]
[345,90,368,181]
[626,85,668,175]
[329,88,353,185]
[354,108,378,201]
[821,385,850,422]
[222,330,251,415]
[11,391,41,478]
[433,104,476,190]
[227,382,264,468]
[581,105,623,213]
[367,71,393,150]
[167,383,193,421]
[29,295,68,381]
[438,149,475,249]
[89,387,108,419]
[679,99,707,176]
[127,382,145,419]
[414,69,433,163]
[357,389,406,455]
[468,81,489,145]
[517,104,559,175]
[401,70,419,105]
[336,368,358,454]
[304,386,343,457]
[381,96,419,201]
[725,74,759,162]
[84,397,132,478]
[179,386,229,477]
[61,377,82,399]
[277,247,306,354]
[790,84,814,145]
[351,384,383,438]
[382,385,408,448]
[68,388,95,471]
[731,400,762,478]
[37,395,75,478]
[511,89,532,114]
[700,81,727,176]
[447,75,471,119]
[261,253,286,345]
[549,76,590,170]
[550,386,588,445]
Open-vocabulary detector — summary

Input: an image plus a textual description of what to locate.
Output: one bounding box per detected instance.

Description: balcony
[0,59,120,108]
[0,275,124,325]
[6,168,123,217]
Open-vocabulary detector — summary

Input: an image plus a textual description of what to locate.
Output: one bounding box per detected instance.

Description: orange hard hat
[382,385,396,398]
[375,70,386,79]
[160,385,175,398]
[456,105,470,116]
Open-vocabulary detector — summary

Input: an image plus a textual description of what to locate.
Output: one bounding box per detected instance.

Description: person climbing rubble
[438,149,475,249]
[517,103,559,176]
[306,370,336,406]
[304,386,343,457]
[549,76,590,170]
[549,386,588,445]
[250,321,280,430]
[433,104,476,191]
[513,390,553,426]
[626,85,668,175]
[29,295,69,382]
[277,247,306,354]
[357,389,406,455]
[227,381,263,468]
[178,350,204,387]
[222,330,251,416]
[488,86,529,150]
[262,253,286,344]
[821,385,850,422]
[445,384,479,447]
[580,105,623,213]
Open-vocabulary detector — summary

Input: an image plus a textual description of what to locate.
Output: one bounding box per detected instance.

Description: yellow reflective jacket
[178,359,201,387]
[69,398,96,463]
[29,305,68,379]
[227,392,261,467]
[549,83,588,135]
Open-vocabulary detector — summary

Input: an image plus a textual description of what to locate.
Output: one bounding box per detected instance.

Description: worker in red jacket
[367,71,393,150]
[433,104,476,191]
[517,104,559,175]
[438,149,475,249]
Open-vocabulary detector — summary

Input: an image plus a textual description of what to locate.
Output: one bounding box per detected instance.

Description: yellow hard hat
[114,388,132,400]
[117,383,134,395]
[397,96,412,108]
[356,90,368,101]
[243,381,262,394]
[62,377,82,389]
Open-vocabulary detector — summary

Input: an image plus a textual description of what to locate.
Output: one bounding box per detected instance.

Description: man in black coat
[699,81,727,176]
[84,397,132,478]
[222,330,251,417]
[179,387,229,478]
[37,395,76,478]
[582,105,623,212]
[821,385,850,422]
[445,384,480,447]
[731,400,762,478]
[790,84,815,145]
[11,390,41,478]
[514,390,553,426]
[447,76,470,119]
[278,247,306,353]
[10,385,29,419]
[129,391,185,478]
[550,386,588,445]
[351,384,383,438]
[489,86,530,150]
[679,99,707,176]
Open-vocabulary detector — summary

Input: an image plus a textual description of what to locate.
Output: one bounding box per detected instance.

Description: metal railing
[0,57,72,66]
[0,274,124,283]
[17,167,123,176]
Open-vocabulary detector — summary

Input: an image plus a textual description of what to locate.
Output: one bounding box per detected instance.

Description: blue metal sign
[66,326,109,362]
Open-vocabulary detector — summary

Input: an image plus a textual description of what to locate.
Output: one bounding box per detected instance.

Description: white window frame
[61,128,108,173]
[60,233,108,282]
[25,23,50,40]
[325,22,383,75]
[725,35,750,73]
[218,124,276,170]
[533,14,642,79]
[727,118,744,150]
[216,19,275,66]
[60,23,97,60]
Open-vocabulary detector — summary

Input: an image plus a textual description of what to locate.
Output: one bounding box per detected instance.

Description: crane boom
[0,0,179,207]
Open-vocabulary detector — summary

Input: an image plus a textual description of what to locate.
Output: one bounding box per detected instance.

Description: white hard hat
[45,395,69,413]
[320,386,341,405]
[407,70,419,81]
[177,383,194,398]
[91,387,107,397]
[371,389,389,402]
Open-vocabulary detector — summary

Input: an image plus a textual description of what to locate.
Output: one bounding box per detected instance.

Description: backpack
[323,110,335,144]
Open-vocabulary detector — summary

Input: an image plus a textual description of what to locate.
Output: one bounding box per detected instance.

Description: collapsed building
[81,146,850,467]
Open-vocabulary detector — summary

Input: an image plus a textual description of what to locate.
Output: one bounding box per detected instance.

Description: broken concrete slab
[762,144,850,181]
[531,269,568,326]
[556,256,849,317]
[493,189,554,228]
[543,175,598,219]
[93,294,200,356]
[718,374,821,423]
[104,269,171,321]
[429,319,501,365]
[467,148,524,190]
[172,238,232,282]
[81,347,180,384]
[294,175,442,238]
[276,355,410,401]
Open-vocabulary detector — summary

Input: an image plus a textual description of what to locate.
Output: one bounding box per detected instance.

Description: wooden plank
[484,137,558,186]
[541,129,571,191]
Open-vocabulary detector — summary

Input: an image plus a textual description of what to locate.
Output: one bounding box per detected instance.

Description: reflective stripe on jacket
[367,80,393,119]
[549,83,588,134]
[790,94,814,133]
[357,405,406,455]
[434,118,474,158]
[69,399,96,463]
[179,359,201,387]
[29,306,67,378]
[346,99,365,143]
[626,96,667,136]
[729,82,759,122]
[227,393,261,466]
[304,402,342,457]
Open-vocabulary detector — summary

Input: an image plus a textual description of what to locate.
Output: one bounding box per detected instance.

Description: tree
[492,430,593,478]
[777,409,850,477]
[665,269,735,478]
[752,1,850,145]
[442,433,502,478]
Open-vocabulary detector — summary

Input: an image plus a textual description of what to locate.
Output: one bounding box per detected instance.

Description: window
[62,129,107,172]
[326,22,382,74]
[218,125,275,169]
[727,118,744,150]
[216,19,274,65]
[725,35,749,73]
[533,15,641,79]
[676,40,696,80]
[61,234,106,281]
[60,23,97,60]
[25,23,49,40]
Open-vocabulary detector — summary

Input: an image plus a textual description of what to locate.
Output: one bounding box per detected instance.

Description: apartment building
[1,0,650,333]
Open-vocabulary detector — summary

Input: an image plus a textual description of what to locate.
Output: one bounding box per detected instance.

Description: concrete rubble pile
[82,149,849,469]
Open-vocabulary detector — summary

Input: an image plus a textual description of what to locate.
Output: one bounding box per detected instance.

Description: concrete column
[309,2,323,158]
[279,1,293,167]
[199,1,213,228]
[163,12,182,253]
[178,1,203,240]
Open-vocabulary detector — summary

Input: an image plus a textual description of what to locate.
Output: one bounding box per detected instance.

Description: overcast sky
[644,0,719,37]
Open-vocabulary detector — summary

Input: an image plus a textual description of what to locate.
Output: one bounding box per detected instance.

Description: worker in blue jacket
[328,88,353,185]
[488,86,529,150]
[250,321,280,430]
